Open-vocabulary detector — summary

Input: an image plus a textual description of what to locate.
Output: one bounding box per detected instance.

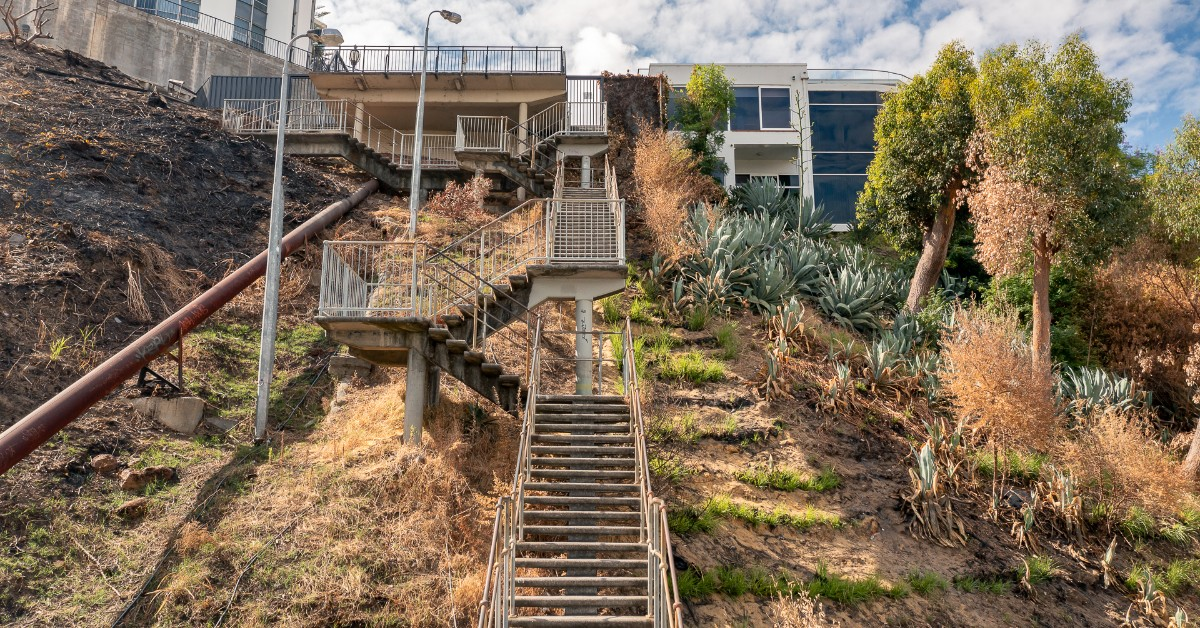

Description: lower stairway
[513,395,648,626]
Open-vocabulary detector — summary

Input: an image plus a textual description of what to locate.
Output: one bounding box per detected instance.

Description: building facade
[650,63,898,227]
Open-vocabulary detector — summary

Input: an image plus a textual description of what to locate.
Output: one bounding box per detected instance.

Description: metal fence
[311,45,565,75]
[115,0,309,66]
[547,198,625,264]
[455,116,514,153]
[220,98,347,134]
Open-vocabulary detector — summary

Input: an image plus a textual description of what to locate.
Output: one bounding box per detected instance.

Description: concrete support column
[404,347,427,443]
[575,298,593,395]
[426,365,441,408]
[516,187,527,202]
[352,101,366,143]
[581,155,591,189]
[518,102,529,154]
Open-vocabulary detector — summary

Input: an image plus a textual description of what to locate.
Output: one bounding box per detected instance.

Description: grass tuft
[659,351,725,383]
[953,575,1012,594]
[735,465,841,492]
[715,321,739,360]
[906,570,949,596]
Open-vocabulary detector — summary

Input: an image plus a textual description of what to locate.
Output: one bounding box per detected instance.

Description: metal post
[408,12,437,238]
[575,298,593,395]
[581,155,591,189]
[254,32,310,442]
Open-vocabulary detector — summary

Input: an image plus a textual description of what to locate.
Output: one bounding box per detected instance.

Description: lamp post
[253,27,344,442]
[407,9,461,238]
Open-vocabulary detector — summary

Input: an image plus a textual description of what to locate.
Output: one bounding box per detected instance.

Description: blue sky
[324,0,1200,150]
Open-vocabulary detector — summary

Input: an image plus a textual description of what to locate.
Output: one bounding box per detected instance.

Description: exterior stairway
[478,322,682,628]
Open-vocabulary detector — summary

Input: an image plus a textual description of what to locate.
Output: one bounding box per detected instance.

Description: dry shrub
[424,174,491,224]
[631,126,720,258]
[1091,241,1200,417]
[175,521,214,557]
[939,305,1060,451]
[1058,409,1190,517]
[771,590,841,627]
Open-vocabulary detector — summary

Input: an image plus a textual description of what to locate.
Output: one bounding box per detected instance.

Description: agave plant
[742,251,799,315]
[821,360,855,409]
[770,296,806,340]
[1042,466,1083,542]
[777,240,826,298]
[864,337,903,386]
[796,195,833,240]
[1101,536,1117,589]
[1057,366,1144,415]
[730,176,792,217]
[903,442,967,547]
[1011,499,1040,553]
[816,267,894,334]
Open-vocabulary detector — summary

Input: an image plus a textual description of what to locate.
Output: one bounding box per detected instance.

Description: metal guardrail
[116,0,309,66]
[455,116,515,153]
[547,197,625,265]
[311,45,565,75]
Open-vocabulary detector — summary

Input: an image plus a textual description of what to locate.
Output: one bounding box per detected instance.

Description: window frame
[726,85,794,132]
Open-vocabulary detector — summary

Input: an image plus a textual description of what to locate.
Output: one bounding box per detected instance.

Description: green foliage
[673,64,736,179]
[808,562,903,605]
[1121,506,1158,540]
[647,411,700,444]
[628,297,658,324]
[1019,556,1057,585]
[649,454,692,483]
[714,321,739,360]
[1057,366,1144,415]
[1146,114,1200,257]
[816,267,894,334]
[730,177,834,239]
[857,41,977,253]
[598,295,622,324]
[970,449,1048,483]
[953,575,1013,594]
[669,496,841,534]
[906,570,949,596]
[659,351,726,383]
[983,266,1093,365]
[735,465,841,492]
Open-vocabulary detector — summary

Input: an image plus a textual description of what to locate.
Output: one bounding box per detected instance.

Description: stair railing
[456,115,516,153]
[620,318,684,628]
[477,317,543,628]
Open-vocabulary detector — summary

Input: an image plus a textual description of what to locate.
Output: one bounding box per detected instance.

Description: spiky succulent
[816,267,894,334]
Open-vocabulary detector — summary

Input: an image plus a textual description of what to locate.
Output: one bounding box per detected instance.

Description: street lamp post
[407,9,461,238]
[253,27,344,442]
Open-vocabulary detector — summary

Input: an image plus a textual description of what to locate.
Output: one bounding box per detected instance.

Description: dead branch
[1,0,58,49]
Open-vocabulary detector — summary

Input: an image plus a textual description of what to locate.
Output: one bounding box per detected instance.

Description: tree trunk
[1031,233,1053,372]
[904,181,961,313]
[1183,427,1200,481]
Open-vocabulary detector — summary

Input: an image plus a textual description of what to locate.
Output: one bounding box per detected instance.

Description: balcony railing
[115,0,309,66]
[311,46,565,75]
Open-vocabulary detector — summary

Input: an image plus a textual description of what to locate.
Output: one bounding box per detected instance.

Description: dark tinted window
[810,105,878,152]
[813,175,868,224]
[808,90,884,105]
[666,87,684,128]
[760,88,790,128]
[731,87,760,131]
[812,152,874,174]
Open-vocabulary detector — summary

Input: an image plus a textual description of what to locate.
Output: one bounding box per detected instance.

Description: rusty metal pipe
[0,180,379,475]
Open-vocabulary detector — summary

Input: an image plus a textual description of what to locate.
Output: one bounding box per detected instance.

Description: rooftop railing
[115,0,309,66]
[310,45,565,75]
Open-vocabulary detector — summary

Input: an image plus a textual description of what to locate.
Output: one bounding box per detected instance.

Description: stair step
[523,510,641,522]
[536,395,625,404]
[427,327,451,341]
[442,314,464,327]
[516,542,645,554]
[535,424,631,434]
[464,350,485,364]
[530,457,635,468]
[524,496,641,507]
[530,469,635,480]
[514,576,647,588]
[509,274,529,288]
[515,557,646,570]
[508,617,651,628]
[445,339,468,353]
[523,525,641,537]
[534,413,630,423]
[499,374,522,387]
[481,362,504,376]
[530,446,635,456]
[531,435,633,445]
[538,403,629,414]
[514,595,647,608]
[523,482,639,494]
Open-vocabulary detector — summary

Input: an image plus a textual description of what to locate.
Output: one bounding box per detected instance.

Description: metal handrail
[312,45,566,75]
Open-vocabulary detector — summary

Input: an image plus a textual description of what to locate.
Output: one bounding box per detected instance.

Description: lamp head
[306,27,344,46]
[438,10,462,23]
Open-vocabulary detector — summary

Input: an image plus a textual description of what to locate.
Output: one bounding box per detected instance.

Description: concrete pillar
[575,298,593,395]
[404,348,427,443]
[352,102,366,142]
[518,102,529,155]
[426,366,441,408]
[516,187,527,202]
[581,155,591,188]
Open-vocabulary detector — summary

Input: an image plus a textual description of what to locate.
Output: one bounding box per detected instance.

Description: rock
[147,93,168,109]
[119,468,147,492]
[8,233,26,247]
[142,466,177,484]
[329,354,374,380]
[127,396,205,433]
[861,515,881,537]
[89,453,120,474]
[115,497,149,519]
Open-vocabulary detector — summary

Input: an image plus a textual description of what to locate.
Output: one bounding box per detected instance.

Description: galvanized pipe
[0,180,379,475]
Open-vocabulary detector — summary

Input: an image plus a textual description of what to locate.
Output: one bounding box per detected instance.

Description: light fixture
[306,27,344,46]
[438,10,462,23]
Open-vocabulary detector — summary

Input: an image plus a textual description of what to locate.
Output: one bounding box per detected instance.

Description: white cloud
[321,0,1200,148]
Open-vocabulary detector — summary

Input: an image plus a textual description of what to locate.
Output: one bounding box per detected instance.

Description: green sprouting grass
[686,307,710,332]
[906,570,949,596]
[649,455,692,484]
[1127,560,1200,597]
[647,411,700,444]
[735,465,841,492]
[629,297,658,324]
[676,564,902,605]
[970,449,1049,483]
[670,496,841,534]
[1120,506,1157,540]
[714,322,739,360]
[659,351,725,384]
[598,296,622,324]
[953,575,1012,594]
[1018,556,1056,585]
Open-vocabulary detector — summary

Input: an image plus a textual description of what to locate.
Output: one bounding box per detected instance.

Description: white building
[123,0,316,58]
[649,63,900,226]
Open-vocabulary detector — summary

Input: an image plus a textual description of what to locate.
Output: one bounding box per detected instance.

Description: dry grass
[1059,408,1190,517]
[770,590,842,627]
[939,305,1060,452]
[424,174,492,224]
[150,374,518,626]
[631,126,720,258]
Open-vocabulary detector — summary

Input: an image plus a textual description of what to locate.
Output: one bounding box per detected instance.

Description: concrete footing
[127,396,205,434]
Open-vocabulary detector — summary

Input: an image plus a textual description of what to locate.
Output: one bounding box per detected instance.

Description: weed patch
[659,351,725,384]
[735,465,841,492]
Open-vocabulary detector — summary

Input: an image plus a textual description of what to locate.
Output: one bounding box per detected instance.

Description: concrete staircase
[510,394,650,626]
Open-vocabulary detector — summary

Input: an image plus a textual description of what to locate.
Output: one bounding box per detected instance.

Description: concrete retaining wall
[11,0,303,91]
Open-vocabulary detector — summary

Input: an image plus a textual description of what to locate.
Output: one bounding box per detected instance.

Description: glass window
[666,86,685,129]
[810,105,879,152]
[180,0,199,23]
[812,153,874,175]
[760,88,790,129]
[734,174,750,186]
[731,87,760,131]
[813,175,868,224]
[808,90,884,105]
